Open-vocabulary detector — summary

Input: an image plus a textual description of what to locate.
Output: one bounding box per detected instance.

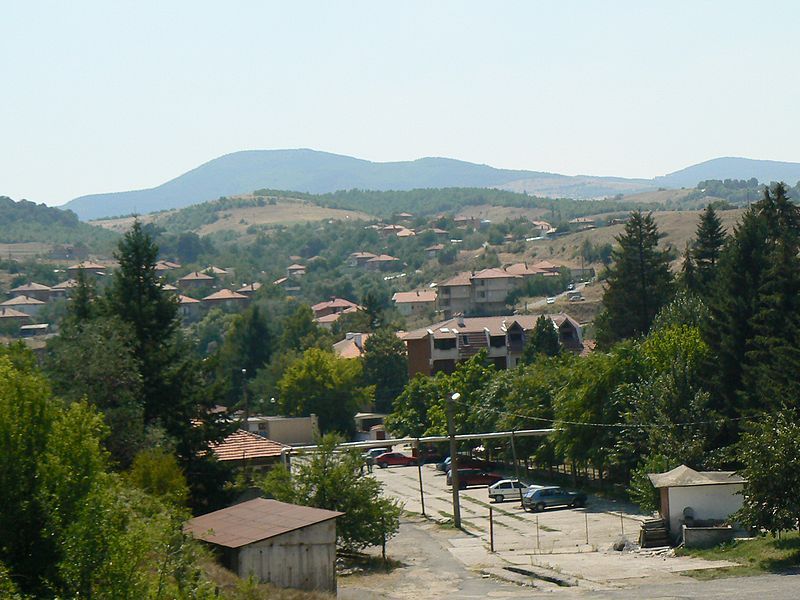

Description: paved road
[578,573,800,599]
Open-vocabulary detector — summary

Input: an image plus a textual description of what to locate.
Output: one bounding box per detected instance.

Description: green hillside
[0,196,118,248]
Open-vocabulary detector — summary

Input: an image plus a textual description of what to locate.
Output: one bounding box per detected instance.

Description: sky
[3,1,799,205]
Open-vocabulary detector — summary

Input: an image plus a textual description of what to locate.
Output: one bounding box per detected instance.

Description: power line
[449,396,750,430]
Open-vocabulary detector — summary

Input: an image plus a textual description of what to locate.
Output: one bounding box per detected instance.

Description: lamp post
[241,368,249,424]
[448,392,462,529]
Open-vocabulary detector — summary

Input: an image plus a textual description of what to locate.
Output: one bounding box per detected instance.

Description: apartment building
[403,313,583,377]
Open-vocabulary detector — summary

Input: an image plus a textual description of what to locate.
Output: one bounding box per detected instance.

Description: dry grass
[202,558,334,599]
[196,200,369,235]
[91,199,370,235]
[454,204,550,222]
[91,213,163,233]
[517,209,745,269]
[0,242,53,259]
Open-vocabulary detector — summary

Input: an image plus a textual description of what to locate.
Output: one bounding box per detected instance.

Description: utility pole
[241,368,249,424]
[447,392,462,529]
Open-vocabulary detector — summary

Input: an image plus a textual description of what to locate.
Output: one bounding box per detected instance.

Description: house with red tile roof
[392,289,437,316]
[402,313,584,377]
[178,270,215,289]
[202,289,249,309]
[208,429,287,470]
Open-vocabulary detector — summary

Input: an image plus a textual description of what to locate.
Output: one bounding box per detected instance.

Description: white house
[648,465,746,540]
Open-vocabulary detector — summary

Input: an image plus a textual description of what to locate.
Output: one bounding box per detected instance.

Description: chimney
[416,290,420,296]
[457,313,465,328]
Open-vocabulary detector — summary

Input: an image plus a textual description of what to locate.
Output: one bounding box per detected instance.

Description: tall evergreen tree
[217,305,273,406]
[361,328,408,413]
[596,211,674,347]
[744,183,800,410]
[104,221,178,425]
[692,205,727,295]
[521,315,561,364]
[680,242,698,292]
[702,207,769,435]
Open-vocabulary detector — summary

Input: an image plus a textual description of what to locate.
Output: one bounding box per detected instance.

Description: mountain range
[62,150,800,220]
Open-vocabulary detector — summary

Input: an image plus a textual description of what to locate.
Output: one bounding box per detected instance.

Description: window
[490,335,505,348]
[479,291,486,298]
[460,335,470,346]
[434,338,456,350]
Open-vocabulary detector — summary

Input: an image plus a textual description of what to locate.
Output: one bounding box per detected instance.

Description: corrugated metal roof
[184,498,342,548]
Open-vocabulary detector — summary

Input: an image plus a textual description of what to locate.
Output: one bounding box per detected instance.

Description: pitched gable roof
[648,465,746,488]
[209,429,287,462]
[1,295,45,306]
[202,289,248,301]
[179,271,214,282]
[184,498,342,548]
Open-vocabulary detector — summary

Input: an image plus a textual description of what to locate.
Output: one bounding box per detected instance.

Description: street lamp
[448,392,462,529]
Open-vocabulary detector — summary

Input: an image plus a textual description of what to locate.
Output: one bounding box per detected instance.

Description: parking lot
[372,461,648,554]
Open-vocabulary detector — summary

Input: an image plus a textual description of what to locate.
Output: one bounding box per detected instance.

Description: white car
[488,479,528,502]
[546,297,556,304]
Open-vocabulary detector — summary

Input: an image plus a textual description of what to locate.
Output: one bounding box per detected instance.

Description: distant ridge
[654,157,800,188]
[62,149,800,221]
[62,149,651,220]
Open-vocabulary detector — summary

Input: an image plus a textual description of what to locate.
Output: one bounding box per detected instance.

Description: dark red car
[447,468,504,489]
[375,452,418,468]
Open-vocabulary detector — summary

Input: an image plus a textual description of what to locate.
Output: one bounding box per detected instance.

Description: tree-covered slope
[0,196,117,246]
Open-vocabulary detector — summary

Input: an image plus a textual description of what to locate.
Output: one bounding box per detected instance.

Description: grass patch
[676,531,800,579]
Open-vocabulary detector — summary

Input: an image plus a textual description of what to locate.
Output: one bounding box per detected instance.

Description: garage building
[185,498,342,593]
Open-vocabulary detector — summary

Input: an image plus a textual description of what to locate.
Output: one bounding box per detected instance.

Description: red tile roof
[209,429,287,462]
[1,295,45,306]
[311,297,360,312]
[9,282,51,293]
[179,271,214,281]
[392,290,437,304]
[178,294,201,304]
[0,307,31,319]
[184,498,342,548]
[202,289,248,302]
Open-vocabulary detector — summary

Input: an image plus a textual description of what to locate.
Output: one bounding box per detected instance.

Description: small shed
[648,465,746,539]
[185,498,342,593]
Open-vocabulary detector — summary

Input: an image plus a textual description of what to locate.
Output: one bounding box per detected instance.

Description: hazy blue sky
[3,1,798,205]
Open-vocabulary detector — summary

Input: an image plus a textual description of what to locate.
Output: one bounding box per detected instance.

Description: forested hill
[0,196,117,246]
[655,157,800,188]
[62,149,654,220]
[63,149,800,221]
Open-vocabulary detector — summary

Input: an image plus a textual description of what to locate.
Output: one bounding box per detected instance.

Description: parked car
[522,486,587,512]
[488,479,528,502]
[362,447,390,461]
[446,468,504,489]
[375,452,418,468]
[546,297,556,304]
[436,456,492,473]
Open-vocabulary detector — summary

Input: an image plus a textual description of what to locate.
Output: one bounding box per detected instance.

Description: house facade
[403,313,583,377]
[392,290,437,316]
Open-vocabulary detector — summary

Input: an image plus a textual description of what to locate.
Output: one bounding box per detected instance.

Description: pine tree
[521,315,561,364]
[702,207,769,434]
[680,242,698,292]
[104,221,178,425]
[744,183,800,410]
[596,211,674,346]
[692,205,727,295]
